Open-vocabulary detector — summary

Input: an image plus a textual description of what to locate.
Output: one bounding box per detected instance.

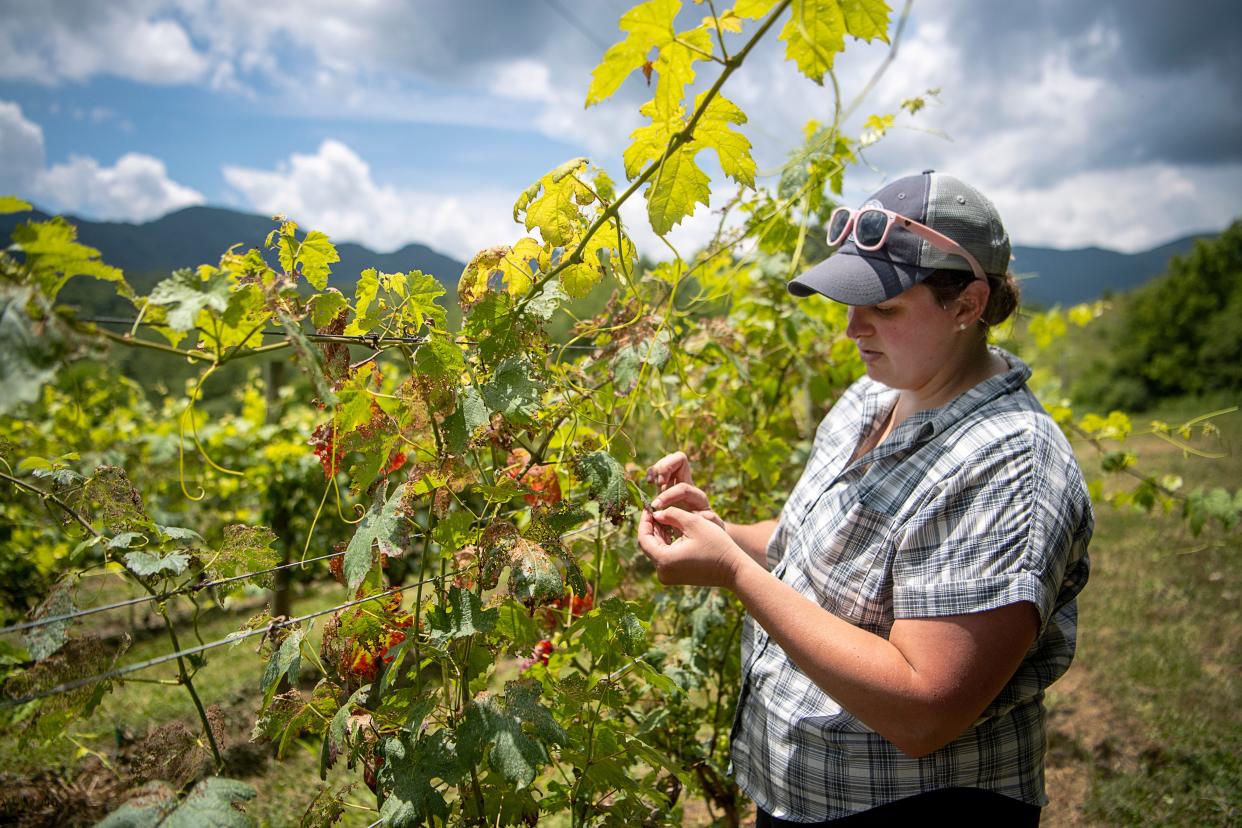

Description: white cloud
[222,140,518,261]
[0,5,211,85]
[32,153,206,221]
[0,101,46,194]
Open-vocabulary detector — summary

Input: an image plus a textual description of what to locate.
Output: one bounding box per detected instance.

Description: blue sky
[2,0,1240,261]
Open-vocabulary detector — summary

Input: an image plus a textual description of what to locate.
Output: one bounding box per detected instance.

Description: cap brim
[788,247,933,306]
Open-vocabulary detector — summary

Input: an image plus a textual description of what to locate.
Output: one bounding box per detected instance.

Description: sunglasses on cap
[826,206,987,283]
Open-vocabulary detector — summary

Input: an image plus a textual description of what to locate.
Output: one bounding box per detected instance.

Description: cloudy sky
[2,0,1239,262]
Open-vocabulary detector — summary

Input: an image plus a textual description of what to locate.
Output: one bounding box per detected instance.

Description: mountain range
[0,204,1212,308]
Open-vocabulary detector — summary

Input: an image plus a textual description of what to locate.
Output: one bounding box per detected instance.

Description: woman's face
[845,283,961,392]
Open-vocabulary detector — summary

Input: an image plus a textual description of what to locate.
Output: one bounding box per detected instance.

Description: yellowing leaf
[840,0,891,42]
[586,0,682,107]
[732,0,780,18]
[624,95,685,179]
[691,93,755,188]
[522,164,592,246]
[561,262,601,299]
[704,11,744,32]
[780,0,847,84]
[646,145,711,235]
[0,195,32,214]
[500,238,542,297]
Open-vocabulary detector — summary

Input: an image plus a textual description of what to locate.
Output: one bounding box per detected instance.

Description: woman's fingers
[646,451,692,489]
[650,482,710,512]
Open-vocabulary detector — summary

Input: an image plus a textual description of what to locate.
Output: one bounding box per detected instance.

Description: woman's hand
[637,506,749,589]
[646,452,725,529]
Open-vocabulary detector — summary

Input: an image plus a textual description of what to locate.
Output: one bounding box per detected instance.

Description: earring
[958,323,967,331]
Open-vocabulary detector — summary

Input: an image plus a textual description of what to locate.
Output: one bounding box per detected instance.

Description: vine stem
[513,0,794,319]
[0,470,101,538]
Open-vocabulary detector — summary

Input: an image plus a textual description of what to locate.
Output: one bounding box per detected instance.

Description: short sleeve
[891,431,1086,628]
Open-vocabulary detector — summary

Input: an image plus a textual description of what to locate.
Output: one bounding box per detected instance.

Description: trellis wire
[79,316,602,351]
[0,582,409,709]
[1,519,608,707]
[2,520,605,637]
[0,549,343,636]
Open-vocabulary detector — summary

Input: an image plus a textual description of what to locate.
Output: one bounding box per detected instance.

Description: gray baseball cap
[788,170,1011,306]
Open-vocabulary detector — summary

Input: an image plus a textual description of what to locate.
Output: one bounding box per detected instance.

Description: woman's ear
[951,279,991,328]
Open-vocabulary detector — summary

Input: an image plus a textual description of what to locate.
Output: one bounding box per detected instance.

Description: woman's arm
[723,519,778,568]
[638,507,1039,758]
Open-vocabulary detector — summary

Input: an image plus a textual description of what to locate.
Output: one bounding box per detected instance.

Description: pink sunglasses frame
[827,206,988,283]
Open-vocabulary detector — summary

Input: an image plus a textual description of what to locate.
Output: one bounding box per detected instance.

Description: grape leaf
[402,269,448,329]
[84,465,148,532]
[23,576,77,662]
[646,144,711,235]
[611,330,671,394]
[0,195,32,213]
[309,288,348,329]
[0,286,87,416]
[482,357,544,424]
[148,267,232,334]
[458,680,567,789]
[691,93,756,188]
[344,482,408,591]
[414,334,465,380]
[211,524,279,588]
[292,230,339,290]
[378,731,461,827]
[97,777,256,828]
[8,216,130,302]
[261,627,305,710]
[779,0,848,84]
[275,308,338,406]
[522,161,591,247]
[428,586,499,644]
[586,0,681,107]
[125,550,190,578]
[444,384,489,456]
[506,539,562,609]
[574,450,630,520]
[840,0,892,42]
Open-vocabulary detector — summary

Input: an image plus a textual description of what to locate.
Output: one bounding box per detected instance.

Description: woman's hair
[922,268,1020,327]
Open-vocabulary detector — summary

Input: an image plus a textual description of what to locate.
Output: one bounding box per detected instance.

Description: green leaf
[618,610,648,655]
[414,334,465,379]
[432,509,476,555]
[574,450,630,520]
[646,144,711,235]
[0,195,32,214]
[611,330,671,394]
[428,586,499,644]
[525,277,568,321]
[160,777,257,828]
[0,286,85,416]
[211,524,279,588]
[445,384,489,456]
[323,684,370,777]
[334,365,376,439]
[309,288,348,329]
[125,550,190,578]
[458,680,566,789]
[780,0,848,84]
[378,731,461,827]
[294,230,339,290]
[403,269,448,330]
[8,216,130,301]
[159,525,205,546]
[344,482,408,591]
[23,576,77,662]
[482,357,544,424]
[148,267,232,333]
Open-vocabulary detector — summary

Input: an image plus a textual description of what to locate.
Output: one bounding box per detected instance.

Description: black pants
[755,787,1041,827]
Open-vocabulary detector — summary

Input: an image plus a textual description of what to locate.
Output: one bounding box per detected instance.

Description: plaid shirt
[730,348,1092,820]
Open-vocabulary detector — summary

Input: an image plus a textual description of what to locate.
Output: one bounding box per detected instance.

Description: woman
[637,171,1092,825]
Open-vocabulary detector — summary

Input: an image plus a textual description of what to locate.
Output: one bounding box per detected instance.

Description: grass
[1066,392,1241,826]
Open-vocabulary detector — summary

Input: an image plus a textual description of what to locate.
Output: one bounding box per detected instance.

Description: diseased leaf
[428,586,499,643]
[378,731,462,827]
[125,550,190,578]
[212,525,279,588]
[482,357,544,424]
[414,334,465,380]
[458,680,566,789]
[506,539,562,610]
[344,482,408,591]
[261,627,305,710]
[574,450,629,521]
[23,576,77,662]
[84,465,147,532]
